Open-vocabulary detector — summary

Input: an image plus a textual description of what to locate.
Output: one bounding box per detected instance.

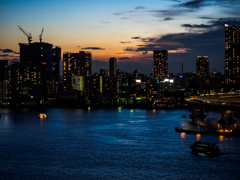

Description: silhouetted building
[0,60,8,105]
[63,51,92,90]
[7,62,48,106]
[0,60,8,81]
[225,24,240,88]
[109,57,117,77]
[72,75,118,106]
[19,42,61,95]
[52,46,61,83]
[99,68,109,77]
[153,50,168,80]
[196,56,209,78]
[52,46,61,94]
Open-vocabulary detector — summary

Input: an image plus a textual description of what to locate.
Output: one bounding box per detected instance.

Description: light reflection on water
[196,134,201,141]
[0,108,239,179]
[181,132,186,139]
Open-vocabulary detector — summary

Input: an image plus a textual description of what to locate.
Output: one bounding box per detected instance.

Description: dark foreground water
[0,108,240,179]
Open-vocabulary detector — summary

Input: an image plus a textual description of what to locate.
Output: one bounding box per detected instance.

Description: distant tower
[225,24,240,87]
[109,57,117,77]
[196,56,209,78]
[153,50,168,79]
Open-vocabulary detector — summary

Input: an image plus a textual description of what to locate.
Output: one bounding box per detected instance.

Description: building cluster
[0,24,239,108]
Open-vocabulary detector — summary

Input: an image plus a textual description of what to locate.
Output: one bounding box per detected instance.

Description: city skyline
[1,0,240,74]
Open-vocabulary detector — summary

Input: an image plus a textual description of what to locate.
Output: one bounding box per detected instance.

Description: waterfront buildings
[7,42,61,106]
[0,60,8,105]
[18,42,61,93]
[153,50,168,80]
[7,62,48,105]
[71,75,118,106]
[225,24,240,88]
[196,56,209,78]
[63,51,92,90]
[109,57,117,77]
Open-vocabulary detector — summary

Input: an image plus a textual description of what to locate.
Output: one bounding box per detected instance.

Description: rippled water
[0,108,240,179]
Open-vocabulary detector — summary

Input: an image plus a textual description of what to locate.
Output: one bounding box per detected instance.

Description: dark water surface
[0,108,240,179]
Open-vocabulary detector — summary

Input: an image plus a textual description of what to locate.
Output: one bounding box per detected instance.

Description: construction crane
[18,25,32,44]
[39,28,44,43]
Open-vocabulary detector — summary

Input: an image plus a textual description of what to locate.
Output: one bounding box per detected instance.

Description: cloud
[121,19,240,74]
[81,47,105,50]
[14,52,20,54]
[120,41,131,44]
[164,17,173,21]
[199,16,218,19]
[180,0,205,8]
[1,49,14,53]
[113,13,123,16]
[135,6,145,10]
[131,36,141,39]
[77,46,81,47]
[149,9,195,20]
[123,47,137,51]
[101,20,109,24]
[0,54,9,57]
[120,17,129,20]
[118,57,131,60]
[181,23,212,28]
[168,48,193,53]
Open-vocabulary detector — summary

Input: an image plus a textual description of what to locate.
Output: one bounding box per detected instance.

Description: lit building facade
[109,57,117,77]
[225,24,240,87]
[72,75,118,106]
[0,60,8,105]
[19,42,61,95]
[7,62,48,106]
[196,56,209,78]
[153,50,168,80]
[63,51,92,90]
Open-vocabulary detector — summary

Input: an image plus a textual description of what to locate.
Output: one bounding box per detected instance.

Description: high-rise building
[52,46,61,83]
[63,51,92,90]
[196,56,209,78]
[7,62,48,106]
[225,24,240,87]
[0,60,8,105]
[109,57,117,77]
[18,42,61,95]
[153,50,168,79]
[0,60,8,81]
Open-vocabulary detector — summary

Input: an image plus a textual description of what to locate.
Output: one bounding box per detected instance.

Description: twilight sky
[1,0,240,75]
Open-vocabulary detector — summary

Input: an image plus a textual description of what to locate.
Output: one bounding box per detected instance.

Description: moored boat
[190,141,220,156]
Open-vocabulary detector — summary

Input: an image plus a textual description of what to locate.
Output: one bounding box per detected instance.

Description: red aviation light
[42,62,46,65]
[12,62,15,65]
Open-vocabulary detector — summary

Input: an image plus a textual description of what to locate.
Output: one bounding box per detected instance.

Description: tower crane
[39,28,44,43]
[18,25,32,44]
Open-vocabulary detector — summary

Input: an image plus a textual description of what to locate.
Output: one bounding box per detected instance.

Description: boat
[190,141,220,156]
[175,127,240,136]
[39,113,47,118]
